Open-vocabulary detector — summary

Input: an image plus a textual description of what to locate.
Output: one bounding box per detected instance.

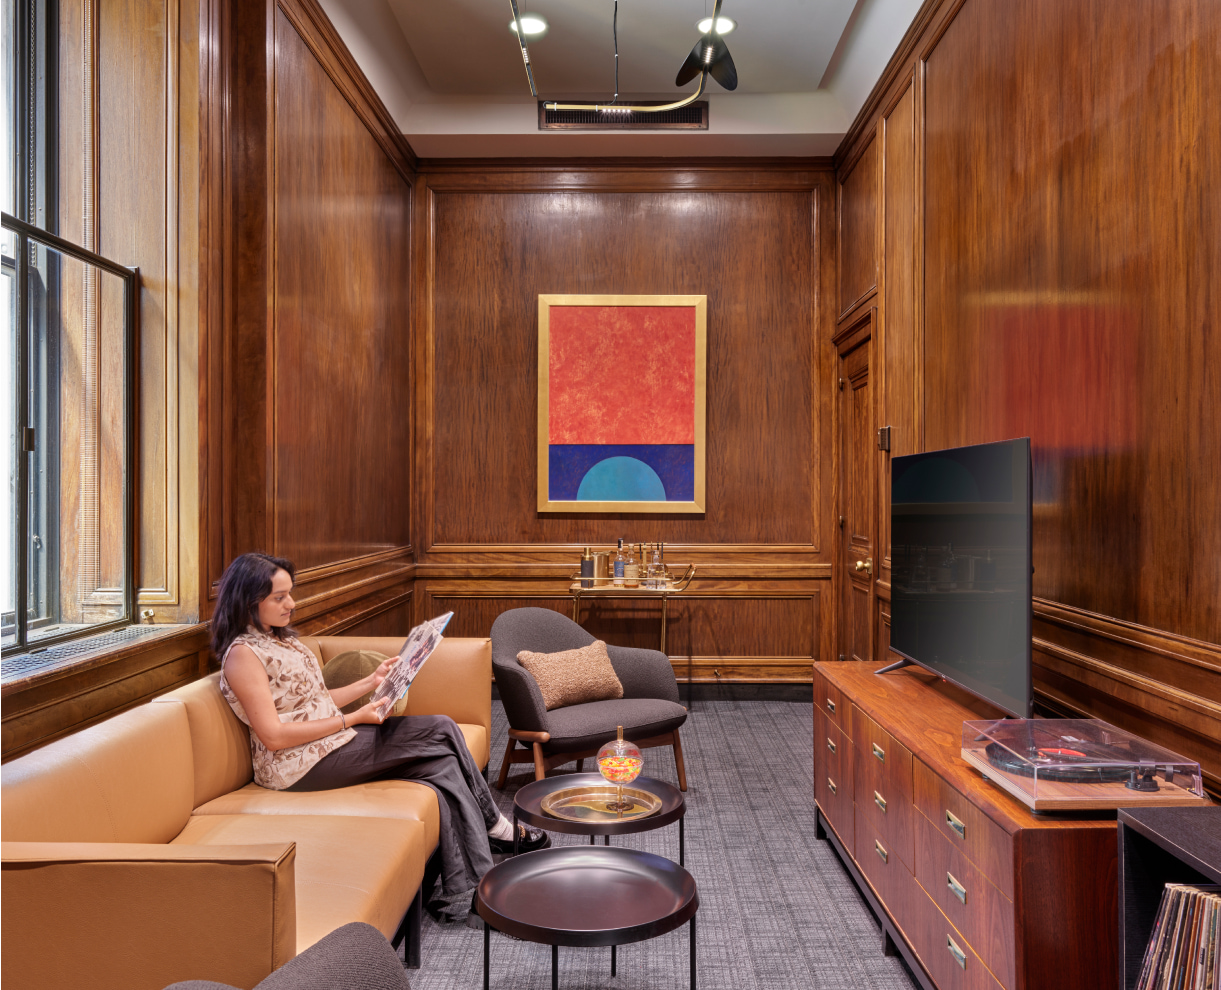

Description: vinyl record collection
[1137,883,1221,990]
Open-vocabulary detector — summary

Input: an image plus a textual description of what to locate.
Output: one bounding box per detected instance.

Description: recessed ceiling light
[509,13,549,37]
[696,16,735,35]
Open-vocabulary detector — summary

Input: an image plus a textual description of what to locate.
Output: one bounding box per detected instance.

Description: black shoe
[489,823,551,855]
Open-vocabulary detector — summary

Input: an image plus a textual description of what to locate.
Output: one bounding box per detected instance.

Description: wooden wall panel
[837,137,879,319]
[427,189,816,548]
[414,166,838,681]
[272,9,412,571]
[836,0,1221,789]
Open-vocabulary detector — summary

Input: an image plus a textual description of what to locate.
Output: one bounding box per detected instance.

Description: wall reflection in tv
[887,438,1033,718]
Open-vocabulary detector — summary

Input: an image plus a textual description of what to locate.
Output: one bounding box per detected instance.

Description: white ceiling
[318,0,926,158]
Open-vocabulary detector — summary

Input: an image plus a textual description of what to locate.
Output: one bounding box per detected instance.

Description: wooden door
[837,314,876,662]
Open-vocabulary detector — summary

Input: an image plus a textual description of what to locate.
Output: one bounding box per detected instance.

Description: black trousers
[288,714,499,920]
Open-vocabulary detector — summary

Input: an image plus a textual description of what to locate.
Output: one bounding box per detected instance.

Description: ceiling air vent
[538,101,708,130]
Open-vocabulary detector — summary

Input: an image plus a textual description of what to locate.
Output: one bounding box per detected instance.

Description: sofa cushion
[516,640,624,711]
[173,813,426,954]
[193,779,442,852]
[542,698,688,753]
[154,672,254,808]
[1,701,195,844]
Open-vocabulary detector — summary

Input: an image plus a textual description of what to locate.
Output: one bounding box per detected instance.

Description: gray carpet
[411,698,918,990]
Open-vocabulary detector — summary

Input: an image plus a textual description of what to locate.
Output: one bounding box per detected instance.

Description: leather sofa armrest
[2,842,297,990]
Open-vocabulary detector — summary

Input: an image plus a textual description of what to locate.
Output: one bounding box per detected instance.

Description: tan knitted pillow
[516,640,624,711]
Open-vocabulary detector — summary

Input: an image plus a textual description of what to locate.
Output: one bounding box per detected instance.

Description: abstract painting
[538,294,706,513]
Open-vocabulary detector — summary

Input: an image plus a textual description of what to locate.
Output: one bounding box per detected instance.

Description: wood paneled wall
[201,0,417,636]
[411,164,838,682]
[835,0,1221,789]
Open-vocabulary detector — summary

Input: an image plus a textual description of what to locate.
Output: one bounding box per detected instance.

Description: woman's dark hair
[211,552,297,662]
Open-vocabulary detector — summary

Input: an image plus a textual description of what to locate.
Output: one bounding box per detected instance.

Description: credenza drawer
[906,883,1005,990]
[914,809,1015,988]
[815,708,854,854]
[914,759,1014,898]
[818,675,846,731]
[855,811,906,913]
[852,705,914,869]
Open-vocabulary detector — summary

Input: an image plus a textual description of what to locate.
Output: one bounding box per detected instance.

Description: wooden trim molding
[274,0,418,179]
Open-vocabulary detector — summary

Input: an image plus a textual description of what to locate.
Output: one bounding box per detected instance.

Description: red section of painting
[549,306,696,444]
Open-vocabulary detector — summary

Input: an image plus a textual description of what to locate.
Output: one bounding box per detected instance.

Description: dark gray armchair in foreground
[159,922,410,990]
[491,607,688,790]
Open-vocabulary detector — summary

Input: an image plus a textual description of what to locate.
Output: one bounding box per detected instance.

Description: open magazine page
[369,612,454,707]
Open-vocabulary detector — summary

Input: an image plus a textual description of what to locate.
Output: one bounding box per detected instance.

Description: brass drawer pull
[874,839,888,864]
[827,777,837,795]
[871,742,885,763]
[826,698,836,714]
[946,809,966,839]
[826,737,837,755]
[947,934,967,970]
[874,790,887,813]
[947,871,967,904]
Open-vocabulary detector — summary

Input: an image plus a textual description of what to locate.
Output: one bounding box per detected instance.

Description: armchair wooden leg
[672,729,688,792]
[497,737,516,789]
[533,743,547,781]
[576,759,585,772]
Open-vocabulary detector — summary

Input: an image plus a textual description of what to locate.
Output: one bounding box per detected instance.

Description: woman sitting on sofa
[213,551,548,922]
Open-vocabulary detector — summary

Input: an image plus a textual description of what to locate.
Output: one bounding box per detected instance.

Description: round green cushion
[321,649,408,717]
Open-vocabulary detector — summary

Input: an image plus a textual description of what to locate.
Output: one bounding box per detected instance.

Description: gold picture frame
[538,294,706,513]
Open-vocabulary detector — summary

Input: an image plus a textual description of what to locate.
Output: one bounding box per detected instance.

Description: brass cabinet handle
[946,809,966,839]
[827,777,837,795]
[946,934,967,970]
[826,737,837,754]
[855,558,873,575]
[875,839,888,864]
[872,742,885,762]
[826,698,836,714]
[874,790,887,813]
[947,871,967,904]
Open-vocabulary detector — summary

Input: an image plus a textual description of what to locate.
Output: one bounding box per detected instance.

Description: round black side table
[476,846,698,990]
[512,773,687,865]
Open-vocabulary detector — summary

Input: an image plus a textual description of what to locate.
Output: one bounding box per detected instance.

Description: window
[3,0,138,657]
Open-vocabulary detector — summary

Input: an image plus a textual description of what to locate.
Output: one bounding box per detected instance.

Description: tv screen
[889,438,1032,718]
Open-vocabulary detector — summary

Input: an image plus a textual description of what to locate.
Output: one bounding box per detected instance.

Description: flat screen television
[886,438,1032,718]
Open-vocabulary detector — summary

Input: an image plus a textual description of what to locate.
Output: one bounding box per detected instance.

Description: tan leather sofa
[1,635,491,990]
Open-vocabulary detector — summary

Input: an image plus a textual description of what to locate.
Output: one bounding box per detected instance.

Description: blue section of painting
[549,444,695,501]
[577,457,667,501]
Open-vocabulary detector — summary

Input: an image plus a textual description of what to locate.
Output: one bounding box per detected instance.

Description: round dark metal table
[476,846,699,990]
[512,773,687,865]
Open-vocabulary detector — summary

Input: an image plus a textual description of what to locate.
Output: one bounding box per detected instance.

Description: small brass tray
[540,784,662,823]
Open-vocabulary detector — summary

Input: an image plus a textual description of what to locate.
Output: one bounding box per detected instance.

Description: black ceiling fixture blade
[675,38,709,86]
[707,45,737,90]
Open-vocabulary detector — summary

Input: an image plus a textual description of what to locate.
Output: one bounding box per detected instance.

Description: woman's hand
[349,696,393,725]
[326,655,400,710]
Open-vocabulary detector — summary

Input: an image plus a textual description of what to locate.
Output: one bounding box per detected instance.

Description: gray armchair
[490,607,688,790]
[159,922,410,990]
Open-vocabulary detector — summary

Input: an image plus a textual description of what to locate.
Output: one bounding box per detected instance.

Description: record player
[961,718,1209,812]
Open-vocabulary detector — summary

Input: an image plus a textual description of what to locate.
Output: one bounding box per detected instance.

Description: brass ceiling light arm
[544,71,708,113]
[508,0,539,98]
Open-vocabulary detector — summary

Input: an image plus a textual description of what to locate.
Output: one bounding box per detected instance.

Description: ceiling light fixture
[696,16,735,35]
[508,13,548,37]
[518,0,737,113]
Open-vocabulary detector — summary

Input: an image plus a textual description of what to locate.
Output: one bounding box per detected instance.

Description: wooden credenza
[813,661,1118,990]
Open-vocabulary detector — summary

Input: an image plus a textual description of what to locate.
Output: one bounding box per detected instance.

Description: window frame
[3,209,139,655]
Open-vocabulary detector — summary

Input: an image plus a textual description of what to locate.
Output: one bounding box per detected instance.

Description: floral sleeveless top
[219,628,356,789]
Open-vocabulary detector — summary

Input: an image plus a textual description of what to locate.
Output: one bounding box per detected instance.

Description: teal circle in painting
[577,457,667,501]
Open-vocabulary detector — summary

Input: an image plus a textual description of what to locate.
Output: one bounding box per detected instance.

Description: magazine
[369,612,453,708]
